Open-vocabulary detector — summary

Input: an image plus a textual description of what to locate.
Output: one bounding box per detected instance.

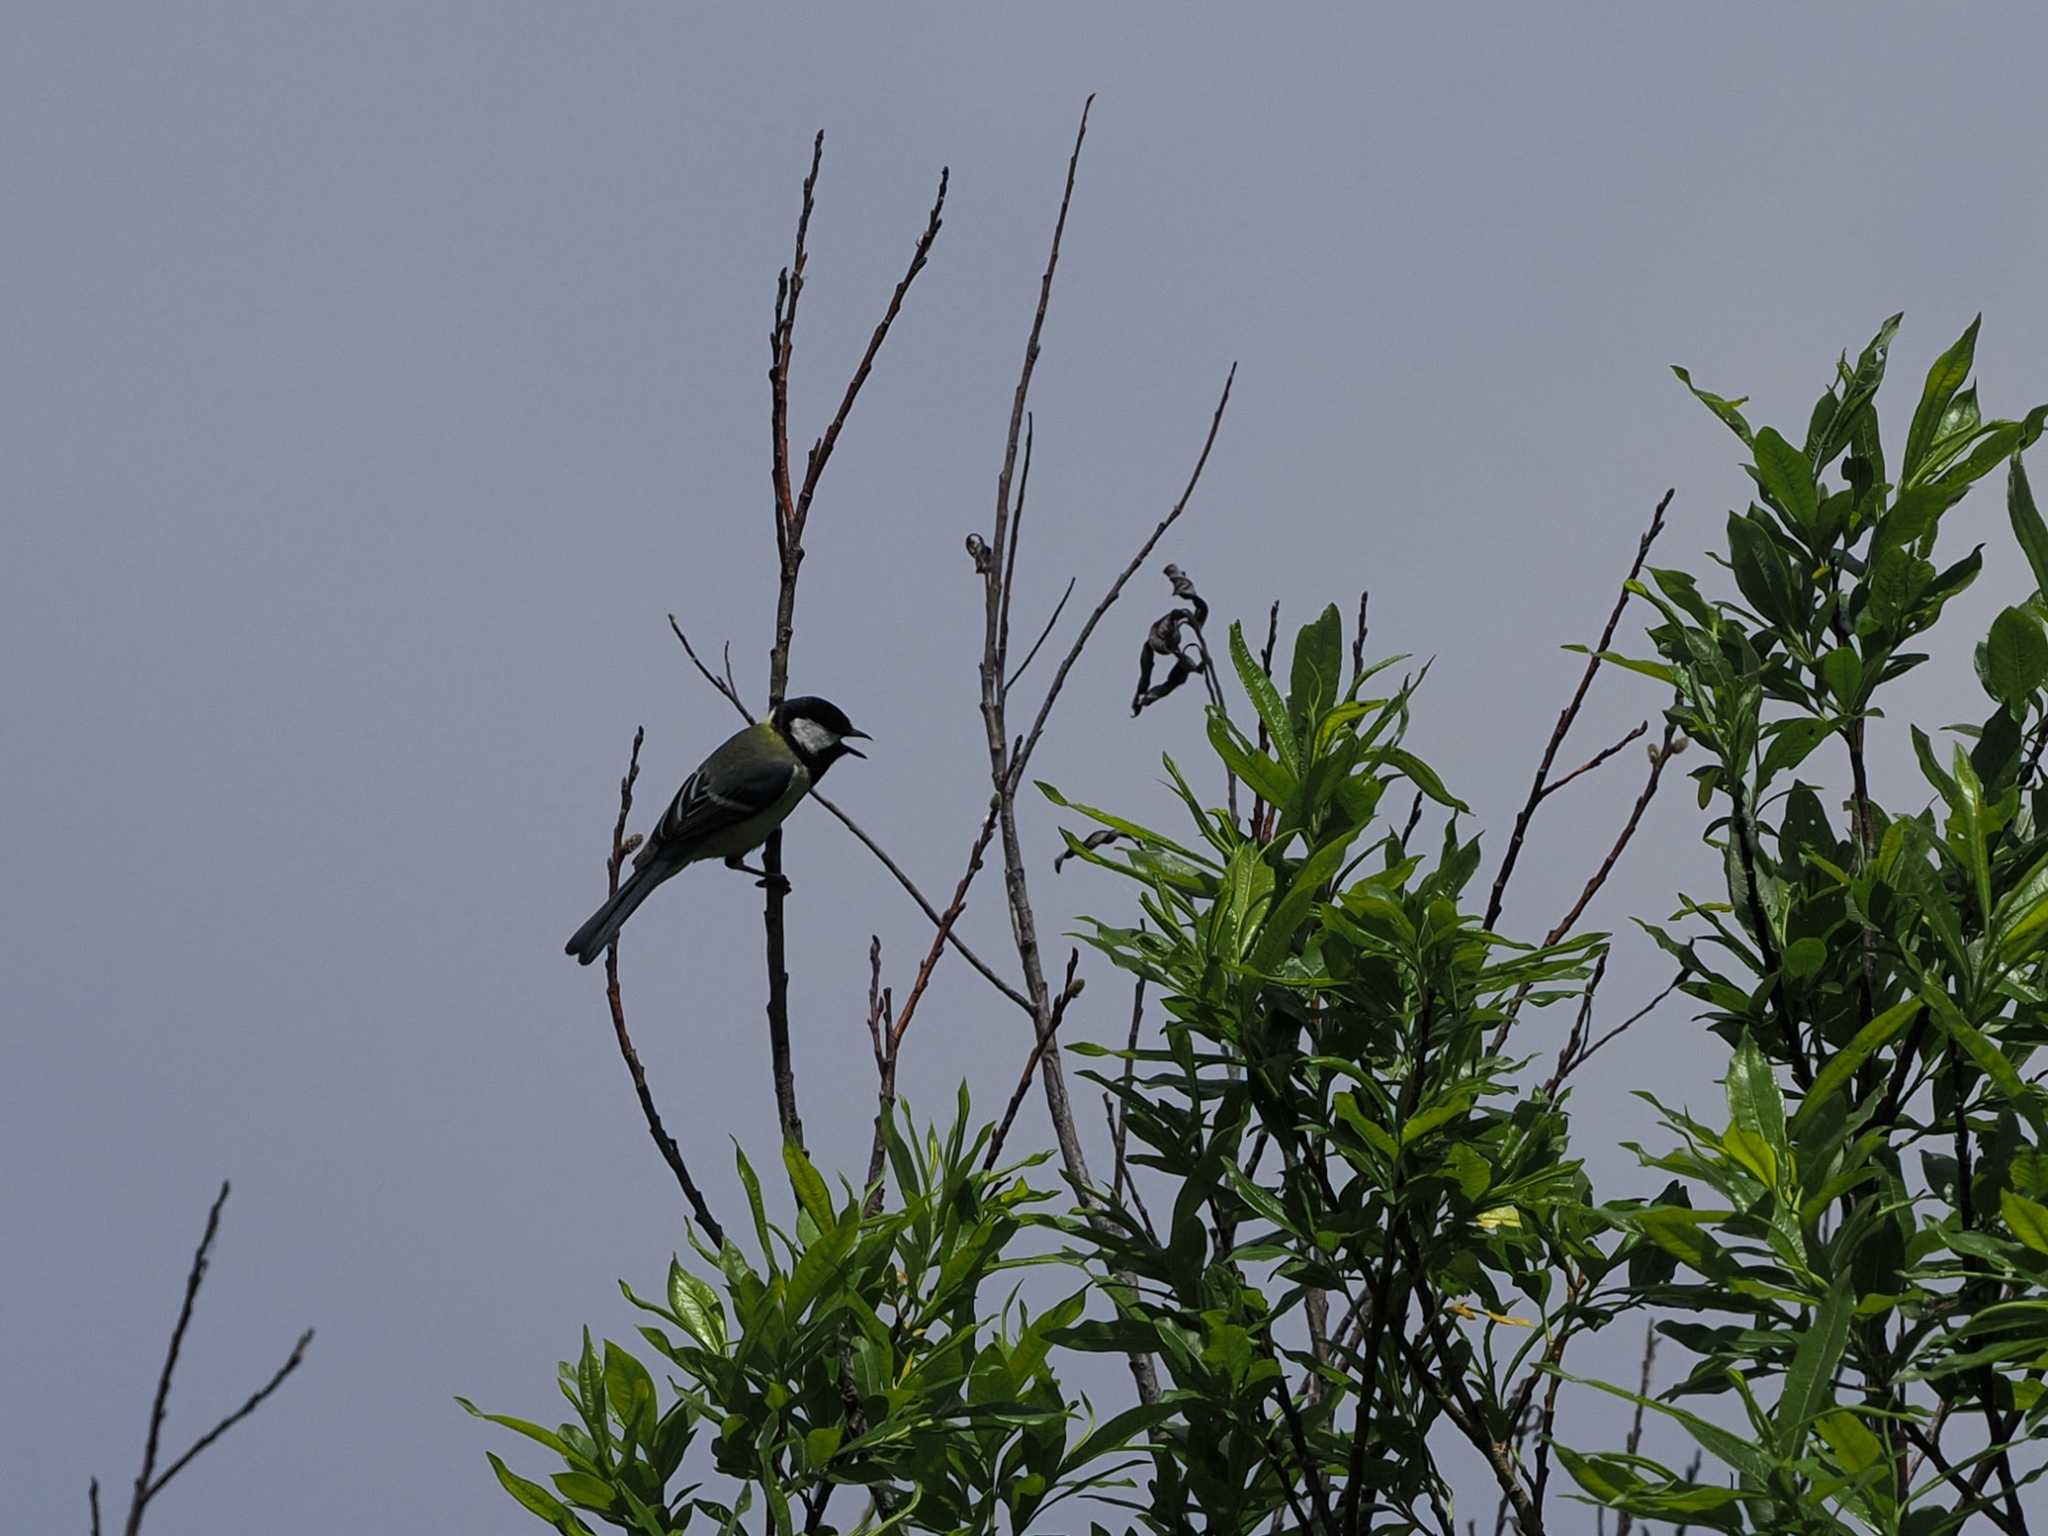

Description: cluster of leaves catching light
[464,1095,1167,1535]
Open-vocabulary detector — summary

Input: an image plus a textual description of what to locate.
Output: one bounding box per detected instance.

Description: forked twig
[601,728,726,1243]
[101,1182,313,1536]
[1485,489,1674,932]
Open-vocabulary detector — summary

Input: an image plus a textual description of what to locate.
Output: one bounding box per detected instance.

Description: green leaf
[1334,1092,1399,1160]
[1035,781,1221,868]
[1721,1124,1778,1190]
[1288,604,1344,741]
[1924,988,2044,1134]
[1250,829,1357,971]
[1815,1410,1885,1475]
[2010,453,2048,594]
[1904,315,1981,482]
[783,1143,835,1235]
[1727,509,1800,628]
[1760,719,1837,785]
[1231,622,1299,778]
[455,1401,581,1463]
[1062,1399,1186,1472]
[603,1342,655,1442]
[734,1146,774,1267]
[487,1453,588,1533]
[1571,648,1679,686]
[1725,1034,1789,1172]
[1782,937,1826,979]
[1753,426,1819,532]
[1985,604,2048,713]
[1820,646,1863,708]
[2001,1189,2048,1254]
[1205,714,1295,808]
[1777,1276,1853,1455]
[1673,365,1754,444]
[1558,1369,1774,1483]
[1402,1090,1475,1146]
[551,1471,617,1512]
[1810,315,1901,470]
[1792,999,1922,1132]
[1377,746,1470,812]
[668,1259,727,1352]
[1947,743,1995,925]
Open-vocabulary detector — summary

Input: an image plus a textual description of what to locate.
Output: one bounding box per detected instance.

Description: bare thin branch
[1611,1324,1660,1536]
[811,790,1032,1014]
[984,951,1086,1170]
[759,145,950,1152]
[128,1182,230,1535]
[1006,576,1077,695]
[601,728,727,1244]
[997,414,1034,671]
[1555,975,1681,1092]
[114,1183,313,1536]
[1113,970,1144,1207]
[1008,363,1237,792]
[1539,720,1648,802]
[669,617,755,722]
[1485,488,1673,931]
[145,1330,312,1502]
[1545,723,1682,947]
[791,167,950,534]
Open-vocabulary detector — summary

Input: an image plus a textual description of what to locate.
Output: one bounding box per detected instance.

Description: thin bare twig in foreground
[758,140,950,1151]
[1611,1324,1660,1536]
[864,801,1005,1210]
[985,950,1086,1169]
[1490,722,1683,1054]
[1007,575,1077,694]
[669,616,755,723]
[1540,720,1648,801]
[1546,974,1682,1098]
[1484,489,1673,932]
[811,790,1033,1014]
[104,1182,312,1536]
[603,728,726,1245]
[1541,722,1682,948]
[1112,970,1144,1208]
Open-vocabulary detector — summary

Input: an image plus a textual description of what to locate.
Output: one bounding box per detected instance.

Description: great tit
[564,695,868,965]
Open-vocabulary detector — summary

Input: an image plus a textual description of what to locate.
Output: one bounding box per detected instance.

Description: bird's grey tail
[565,862,663,965]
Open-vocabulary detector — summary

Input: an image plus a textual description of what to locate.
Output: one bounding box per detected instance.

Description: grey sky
[7,5,2048,1531]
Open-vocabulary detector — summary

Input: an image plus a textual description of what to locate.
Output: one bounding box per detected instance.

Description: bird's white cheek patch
[789,718,838,757]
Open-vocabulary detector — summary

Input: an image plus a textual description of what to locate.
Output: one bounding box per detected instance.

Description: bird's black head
[773,695,869,776]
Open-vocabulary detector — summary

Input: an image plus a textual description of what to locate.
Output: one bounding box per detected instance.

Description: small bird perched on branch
[564,695,868,965]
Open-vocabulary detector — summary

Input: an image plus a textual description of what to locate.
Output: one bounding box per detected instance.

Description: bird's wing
[637,733,800,866]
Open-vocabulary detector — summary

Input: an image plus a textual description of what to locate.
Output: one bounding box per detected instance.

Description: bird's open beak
[843,728,871,758]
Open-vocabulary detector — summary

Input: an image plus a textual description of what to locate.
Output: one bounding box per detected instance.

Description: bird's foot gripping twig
[726,854,792,894]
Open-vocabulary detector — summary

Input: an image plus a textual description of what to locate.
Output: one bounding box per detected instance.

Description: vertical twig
[602,728,727,1245]
[1610,1323,1659,1536]
[758,138,949,1149]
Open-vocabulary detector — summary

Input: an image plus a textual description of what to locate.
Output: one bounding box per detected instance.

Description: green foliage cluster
[474,321,2048,1534]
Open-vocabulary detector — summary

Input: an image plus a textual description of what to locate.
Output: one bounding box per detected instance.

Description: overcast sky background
[8,5,2048,1531]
